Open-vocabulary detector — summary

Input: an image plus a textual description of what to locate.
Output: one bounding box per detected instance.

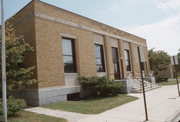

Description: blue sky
[4,0,180,55]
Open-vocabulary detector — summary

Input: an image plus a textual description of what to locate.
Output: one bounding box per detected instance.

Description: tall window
[95,44,105,72]
[141,62,145,71]
[62,38,76,73]
[112,47,120,79]
[124,49,131,71]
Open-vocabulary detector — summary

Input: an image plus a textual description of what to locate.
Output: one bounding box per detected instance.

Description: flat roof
[12,0,146,41]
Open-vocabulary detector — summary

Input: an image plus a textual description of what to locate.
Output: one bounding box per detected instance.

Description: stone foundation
[116,79,133,94]
[11,85,80,106]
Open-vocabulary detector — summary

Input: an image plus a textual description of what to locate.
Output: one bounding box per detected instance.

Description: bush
[78,76,123,97]
[104,81,123,95]
[78,76,100,88]
[155,75,169,82]
[0,96,26,117]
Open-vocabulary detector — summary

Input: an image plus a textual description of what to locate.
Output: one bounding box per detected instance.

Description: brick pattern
[34,0,146,45]
[12,0,151,89]
[12,1,38,89]
[104,36,114,79]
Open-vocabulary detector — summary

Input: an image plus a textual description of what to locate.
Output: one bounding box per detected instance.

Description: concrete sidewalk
[25,85,180,122]
[25,107,92,122]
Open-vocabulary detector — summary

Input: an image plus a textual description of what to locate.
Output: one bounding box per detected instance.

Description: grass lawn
[43,94,138,114]
[1,111,67,122]
[158,79,179,86]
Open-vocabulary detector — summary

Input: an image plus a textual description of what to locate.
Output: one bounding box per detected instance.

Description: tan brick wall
[118,40,125,78]
[130,43,140,77]
[144,46,151,75]
[76,32,97,77]
[104,36,114,79]
[34,1,146,45]
[11,1,38,89]
[11,0,151,89]
[35,16,97,88]
[129,44,150,77]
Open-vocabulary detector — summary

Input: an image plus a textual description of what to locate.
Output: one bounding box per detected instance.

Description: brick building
[11,0,151,106]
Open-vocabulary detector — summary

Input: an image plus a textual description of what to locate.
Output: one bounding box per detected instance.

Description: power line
[160,0,179,16]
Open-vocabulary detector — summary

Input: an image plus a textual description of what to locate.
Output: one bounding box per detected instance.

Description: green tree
[148,49,170,73]
[0,22,37,91]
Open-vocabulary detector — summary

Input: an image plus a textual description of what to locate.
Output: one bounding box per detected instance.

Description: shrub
[155,75,169,82]
[0,96,26,117]
[103,81,122,95]
[78,76,100,88]
[78,76,123,97]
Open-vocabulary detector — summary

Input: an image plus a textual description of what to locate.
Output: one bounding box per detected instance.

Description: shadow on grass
[82,94,121,102]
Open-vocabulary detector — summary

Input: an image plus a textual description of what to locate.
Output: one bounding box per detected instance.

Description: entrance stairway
[131,78,161,93]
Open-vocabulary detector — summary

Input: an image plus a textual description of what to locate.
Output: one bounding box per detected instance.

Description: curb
[165,108,180,122]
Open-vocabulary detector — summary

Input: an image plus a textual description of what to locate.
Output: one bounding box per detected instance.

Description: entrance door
[112,47,121,79]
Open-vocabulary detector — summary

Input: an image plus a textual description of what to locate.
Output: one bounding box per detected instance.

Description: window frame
[112,47,121,79]
[95,44,106,72]
[124,49,131,71]
[141,62,145,71]
[62,37,77,73]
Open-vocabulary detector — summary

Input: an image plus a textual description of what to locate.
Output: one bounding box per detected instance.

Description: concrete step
[132,85,161,93]
[132,79,161,93]
[133,84,159,89]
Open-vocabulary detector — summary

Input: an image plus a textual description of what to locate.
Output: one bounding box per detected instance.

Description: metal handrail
[129,71,153,89]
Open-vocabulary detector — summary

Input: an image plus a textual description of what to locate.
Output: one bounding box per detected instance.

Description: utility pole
[1,0,7,121]
[171,56,180,96]
[137,46,148,121]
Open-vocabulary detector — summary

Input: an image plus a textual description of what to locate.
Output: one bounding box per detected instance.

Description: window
[124,49,131,71]
[95,44,105,72]
[141,62,145,71]
[62,38,76,73]
[112,47,120,79]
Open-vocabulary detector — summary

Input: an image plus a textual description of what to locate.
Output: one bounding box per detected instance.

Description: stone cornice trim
[35,12,147,47]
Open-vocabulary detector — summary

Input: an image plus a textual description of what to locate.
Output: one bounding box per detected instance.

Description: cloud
[153,0,180,10]
[106,0,143,12]
[104,0,145,14]
[123,14,180,55]
[107,0,180,12]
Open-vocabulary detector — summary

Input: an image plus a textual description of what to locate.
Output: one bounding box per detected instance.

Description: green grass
[43,94,138,114]
[158,79,179,86]
[0,111,67,122]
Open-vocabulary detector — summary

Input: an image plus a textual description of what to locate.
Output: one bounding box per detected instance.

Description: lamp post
[1,0,7,121]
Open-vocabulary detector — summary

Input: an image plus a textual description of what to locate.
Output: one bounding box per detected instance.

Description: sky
[3,0,180,55]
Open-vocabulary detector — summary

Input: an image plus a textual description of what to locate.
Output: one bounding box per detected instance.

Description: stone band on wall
[35,12,147,47]
[11,86,80,106]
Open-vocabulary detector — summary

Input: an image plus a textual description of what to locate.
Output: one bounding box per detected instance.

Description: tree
[148,49,170,73]
[0,22,37,91]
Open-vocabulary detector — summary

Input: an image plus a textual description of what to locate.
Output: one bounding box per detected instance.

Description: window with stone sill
[62,38,76,73]
[95,44,105,72]
[124,49,131,71]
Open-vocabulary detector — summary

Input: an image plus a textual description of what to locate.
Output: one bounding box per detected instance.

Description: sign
[135,47,139,63]
[137,46,145,62]
[171,56,179,65]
